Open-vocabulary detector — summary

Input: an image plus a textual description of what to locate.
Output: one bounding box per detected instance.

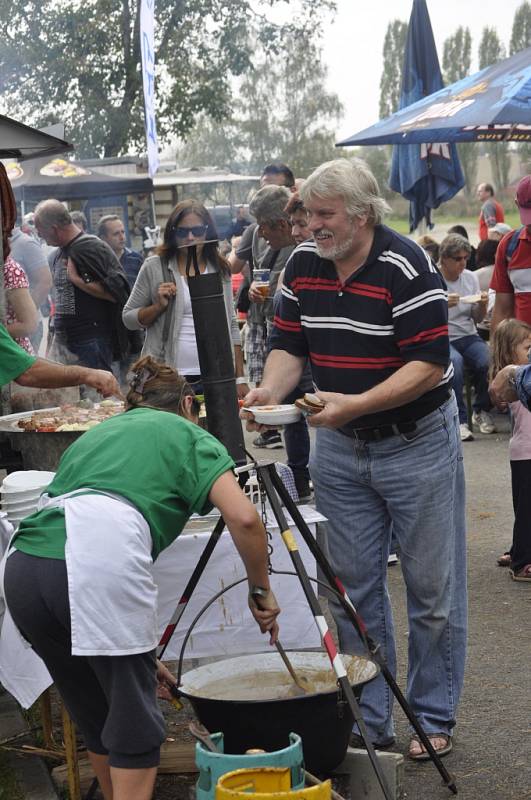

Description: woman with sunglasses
[4,355,279,800]
[123,200,248,397]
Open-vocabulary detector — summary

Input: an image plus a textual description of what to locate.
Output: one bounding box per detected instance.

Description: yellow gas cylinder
[215,767,331,800]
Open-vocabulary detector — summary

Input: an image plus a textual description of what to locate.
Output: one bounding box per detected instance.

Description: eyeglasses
[174,225,208,238]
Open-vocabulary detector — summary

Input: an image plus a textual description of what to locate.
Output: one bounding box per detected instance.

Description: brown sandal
[408,734,452,761]
[510,564,531,582]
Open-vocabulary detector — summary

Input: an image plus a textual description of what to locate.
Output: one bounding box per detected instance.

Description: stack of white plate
[0,470,55,528]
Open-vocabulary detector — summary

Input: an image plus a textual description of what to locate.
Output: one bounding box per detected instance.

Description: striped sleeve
[269,259,308,358]
[392,270,449,366]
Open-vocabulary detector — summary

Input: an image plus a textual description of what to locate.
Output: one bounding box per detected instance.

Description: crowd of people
[1,159,531,792]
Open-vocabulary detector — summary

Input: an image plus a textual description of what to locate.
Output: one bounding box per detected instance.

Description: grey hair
[71,210,88,231]
[34,199,72,228]
[439,234,472,261]
[300,158,391,226]
[249,185,291,225]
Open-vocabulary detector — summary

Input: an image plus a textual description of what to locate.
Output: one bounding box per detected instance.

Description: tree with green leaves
[177,38,343,178]
[442,27,477,197]
[510,0,531,53]
[379,20,408,119]
[510,2,531,169]
[0,0,334,158]
[478,26,506,69]
[478,27,510,192]
[442,26,472,84]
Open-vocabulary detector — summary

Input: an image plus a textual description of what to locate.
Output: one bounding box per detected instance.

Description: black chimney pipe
[186,245,246,466]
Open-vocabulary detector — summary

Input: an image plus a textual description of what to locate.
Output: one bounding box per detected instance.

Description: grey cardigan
[122,254,240,367]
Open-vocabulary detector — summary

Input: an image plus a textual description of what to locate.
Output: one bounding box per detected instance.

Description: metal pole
[157,516,226,661]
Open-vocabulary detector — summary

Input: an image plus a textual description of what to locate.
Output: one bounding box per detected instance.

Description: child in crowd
[491,319,531,581]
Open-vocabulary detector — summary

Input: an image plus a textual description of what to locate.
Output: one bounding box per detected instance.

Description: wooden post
[61,703,81,800]
[39,689,56,749]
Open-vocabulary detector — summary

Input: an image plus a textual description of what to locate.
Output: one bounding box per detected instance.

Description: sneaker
[387,553,399,566]
[294,474,312,501]
[460,423,474,441]
[472,410,496,434]
[252,430,283,449]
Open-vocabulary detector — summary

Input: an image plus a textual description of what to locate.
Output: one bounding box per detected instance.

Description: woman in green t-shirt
[4,356,279,800]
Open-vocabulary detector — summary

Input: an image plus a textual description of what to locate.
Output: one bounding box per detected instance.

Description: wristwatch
[249,585,269,599]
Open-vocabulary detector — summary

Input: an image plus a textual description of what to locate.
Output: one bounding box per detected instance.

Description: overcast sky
[322,0,524,140]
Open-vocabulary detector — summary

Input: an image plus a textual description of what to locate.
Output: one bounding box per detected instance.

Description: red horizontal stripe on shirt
[291,277,338,292]
[273,315,302,332]
[291,276,392,304]
[342,282,392,304]
[398,325,448,348]
[310,352,405,369]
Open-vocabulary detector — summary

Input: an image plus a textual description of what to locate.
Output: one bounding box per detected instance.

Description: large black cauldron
[179,651,379,774]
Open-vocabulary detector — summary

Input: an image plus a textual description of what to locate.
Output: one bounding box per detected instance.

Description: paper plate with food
[245,404,302,425]
[459,293,483,303]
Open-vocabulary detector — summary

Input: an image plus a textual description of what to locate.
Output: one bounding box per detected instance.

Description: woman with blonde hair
[123,200,248,397]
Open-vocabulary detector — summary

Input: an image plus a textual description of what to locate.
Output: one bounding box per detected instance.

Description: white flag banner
[140,0,159,177]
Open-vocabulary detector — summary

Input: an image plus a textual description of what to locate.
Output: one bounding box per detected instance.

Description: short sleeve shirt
[490,227,531,324]
[0,323,36,385]
[14,407,234,560]
[51,235,115,337]
[479,199,504,241]
[4,256,35,354]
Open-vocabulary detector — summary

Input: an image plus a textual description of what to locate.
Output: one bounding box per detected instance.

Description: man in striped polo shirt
[244,159,466,761]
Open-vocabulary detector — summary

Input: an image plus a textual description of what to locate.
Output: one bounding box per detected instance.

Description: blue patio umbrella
[337,46,531,146]
[387,0,465,231]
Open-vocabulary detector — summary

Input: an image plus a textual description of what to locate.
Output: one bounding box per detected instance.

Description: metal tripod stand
[158,458,458,798]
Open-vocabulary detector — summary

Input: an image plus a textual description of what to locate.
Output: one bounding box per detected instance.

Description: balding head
[34,199,78,246]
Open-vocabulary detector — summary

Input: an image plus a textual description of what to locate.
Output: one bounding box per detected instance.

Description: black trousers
[4,551,166,768]
[510,460,531,572]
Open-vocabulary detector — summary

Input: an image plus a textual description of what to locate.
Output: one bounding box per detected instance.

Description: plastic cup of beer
[254,269,270,300]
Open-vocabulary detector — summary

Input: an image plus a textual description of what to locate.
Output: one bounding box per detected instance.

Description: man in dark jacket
[35,199,132,374]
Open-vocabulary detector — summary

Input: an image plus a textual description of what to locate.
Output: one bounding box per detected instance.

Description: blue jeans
[53,331,114,372]
[309,394,467,742]
[450,334,491,424]
[69,337,114,373]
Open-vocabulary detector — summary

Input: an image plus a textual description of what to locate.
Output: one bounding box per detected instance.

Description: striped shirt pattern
[270,225,451,427]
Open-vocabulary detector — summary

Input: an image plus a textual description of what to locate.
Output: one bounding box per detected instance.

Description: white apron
[43,489,159,656]
[0,515,52,707]
[0,490,159,706]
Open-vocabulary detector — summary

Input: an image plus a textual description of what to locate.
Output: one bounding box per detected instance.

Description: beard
[314,228,356,261]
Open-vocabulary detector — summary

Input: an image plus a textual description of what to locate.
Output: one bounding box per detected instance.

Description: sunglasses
[174,225,208,238]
